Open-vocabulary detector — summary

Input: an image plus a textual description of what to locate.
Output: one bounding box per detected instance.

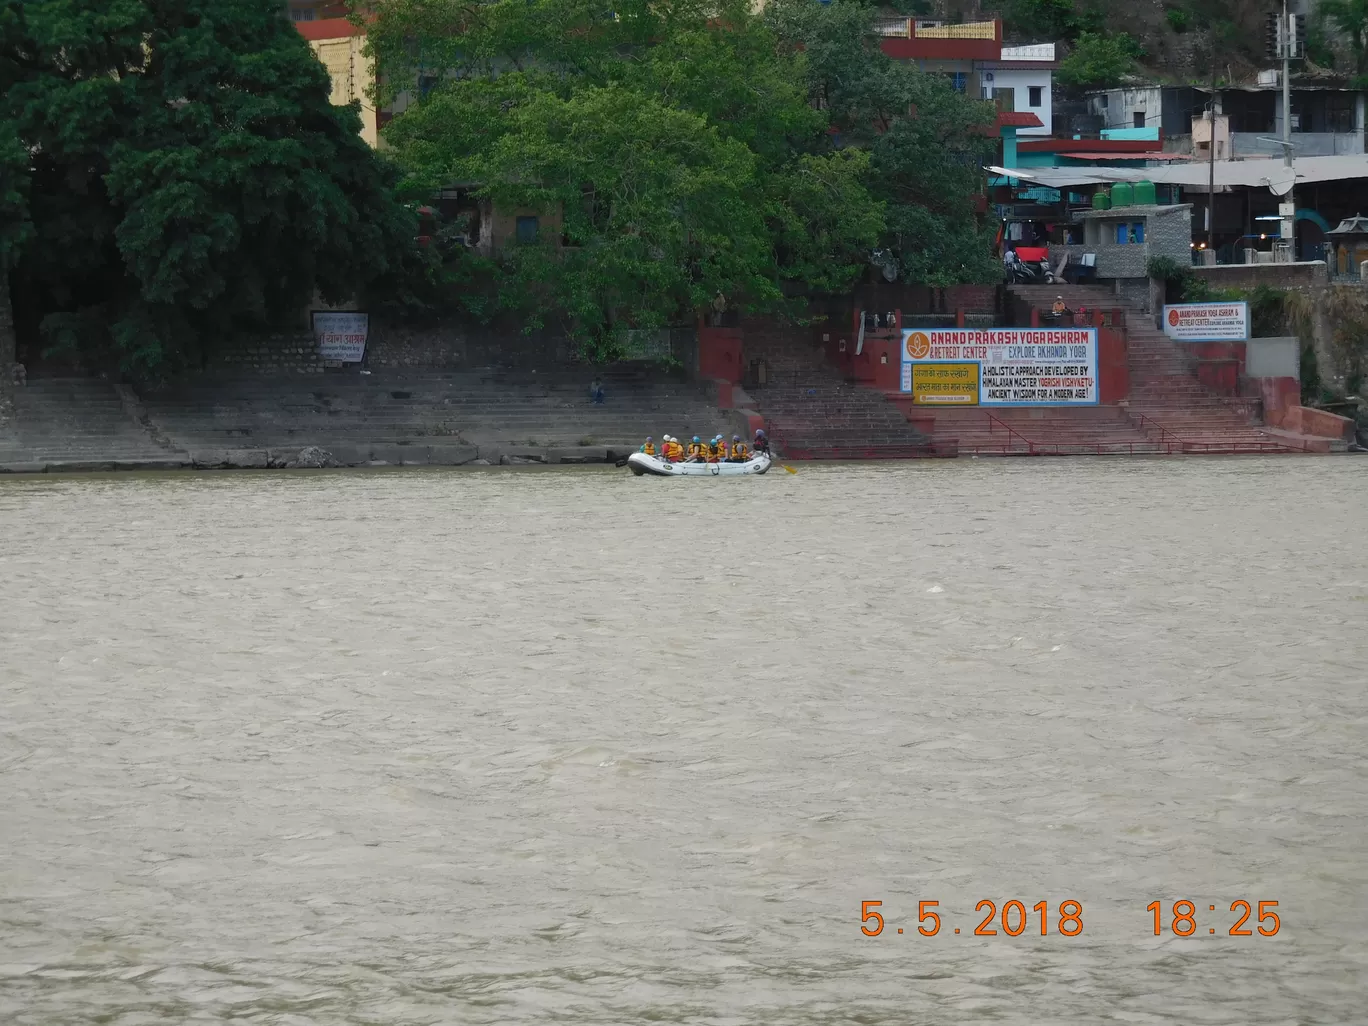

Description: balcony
[878,18,1002,62]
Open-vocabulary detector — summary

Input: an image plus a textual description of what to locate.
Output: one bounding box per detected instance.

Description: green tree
[766,0,1000,287]
[0,119,28,413]
[1003,0,1078,43]
[372,0,884,352]
[1057,31,1143,89]
[0,0,421,378]
[1320,0,1368,77]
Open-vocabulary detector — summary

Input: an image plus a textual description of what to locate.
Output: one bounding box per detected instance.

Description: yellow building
[291,3,379,147]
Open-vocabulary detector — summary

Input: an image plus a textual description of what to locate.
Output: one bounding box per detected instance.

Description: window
[1099,94,1108,108]
[1133,111,1146,128]
[1116,222,1128,245]
[993,88,1015,114]
[1028,85,1043,107]
[290,6,315,20]
[515,216,539,244]
[949,72,967,93]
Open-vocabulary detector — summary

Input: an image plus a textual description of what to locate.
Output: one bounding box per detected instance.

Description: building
[1051,204,1195,311]
[288,1,380,147]
[875,17,1001,100]
[1086,82,1367,158]
[978,43,1056,136]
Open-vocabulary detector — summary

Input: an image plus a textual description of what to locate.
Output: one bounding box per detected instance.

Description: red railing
[1125,409,1313,454]
[984,412,1038,454]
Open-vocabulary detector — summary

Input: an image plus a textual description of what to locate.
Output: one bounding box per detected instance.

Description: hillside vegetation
[934,0,1365,87]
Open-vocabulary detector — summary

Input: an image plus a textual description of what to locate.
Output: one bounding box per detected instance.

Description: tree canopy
[0,0,421,378]
[1056,31,1144,90]
[371,0,1000,354]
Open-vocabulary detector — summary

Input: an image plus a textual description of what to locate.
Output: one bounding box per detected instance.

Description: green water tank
[1111,182,1135,207]
[1091,190,1111,210]
[1134,180,1157,205]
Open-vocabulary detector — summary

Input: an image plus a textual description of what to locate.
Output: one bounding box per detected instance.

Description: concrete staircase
[139,365,734,454]
[1006,284,1315,454]
[930,406,1163,456]
[0,378,186,468]
[741,321,942,458]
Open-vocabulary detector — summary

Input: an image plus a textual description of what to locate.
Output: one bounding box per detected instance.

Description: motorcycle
[1007,258,1058,286]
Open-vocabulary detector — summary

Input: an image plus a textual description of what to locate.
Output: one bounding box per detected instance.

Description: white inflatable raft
[627,452,772,477]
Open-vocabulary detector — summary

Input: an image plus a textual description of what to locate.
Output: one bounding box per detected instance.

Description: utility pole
[1282,0,1296,256]
[1207,59,1216,254]
[1282,0,1293,170]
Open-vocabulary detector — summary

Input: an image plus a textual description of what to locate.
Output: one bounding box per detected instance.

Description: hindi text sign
[313,311,369,362]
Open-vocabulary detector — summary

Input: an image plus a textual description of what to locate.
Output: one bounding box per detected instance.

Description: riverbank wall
[0,366,750,473]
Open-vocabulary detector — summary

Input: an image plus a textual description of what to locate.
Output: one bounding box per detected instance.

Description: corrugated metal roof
[985,154,1368,195]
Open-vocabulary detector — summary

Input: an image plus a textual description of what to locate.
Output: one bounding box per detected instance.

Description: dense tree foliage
[1056,31,1144,89]
[374,0,898,354]
[1320,0,1368,78]
[765,0,1001,287]
[0,0,421,378]
[371,0,1000,354]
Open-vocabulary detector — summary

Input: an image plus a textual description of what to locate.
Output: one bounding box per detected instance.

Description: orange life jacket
[640,442,656,455]
[732,441,749,460]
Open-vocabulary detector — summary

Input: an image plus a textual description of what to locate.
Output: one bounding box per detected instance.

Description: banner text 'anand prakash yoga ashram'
[901,328,1099,406]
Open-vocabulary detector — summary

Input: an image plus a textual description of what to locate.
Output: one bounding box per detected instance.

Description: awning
[985,154,1368,195]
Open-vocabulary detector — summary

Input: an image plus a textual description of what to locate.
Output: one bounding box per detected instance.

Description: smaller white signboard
[313,311,369,362]
[1162,302,1249,342]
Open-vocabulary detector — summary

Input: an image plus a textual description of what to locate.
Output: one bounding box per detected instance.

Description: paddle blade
[783,464,797,474]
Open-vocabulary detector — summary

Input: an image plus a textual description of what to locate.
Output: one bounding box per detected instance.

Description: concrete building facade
[979,44,1055,137]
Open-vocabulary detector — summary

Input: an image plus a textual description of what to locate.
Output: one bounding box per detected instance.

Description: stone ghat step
[147,410,728,428]
[147,402,709,419]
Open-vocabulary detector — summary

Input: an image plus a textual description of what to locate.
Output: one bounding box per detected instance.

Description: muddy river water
[1,458,1365,1024]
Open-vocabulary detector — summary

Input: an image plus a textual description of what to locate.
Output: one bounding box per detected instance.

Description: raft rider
[686,435,706,461]
[639,436,656,456]
[753,428,771,455]
[729,434,749,462]
[707,435,723,462]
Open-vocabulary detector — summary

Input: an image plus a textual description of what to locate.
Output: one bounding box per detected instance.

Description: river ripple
[1,458,1365,1024]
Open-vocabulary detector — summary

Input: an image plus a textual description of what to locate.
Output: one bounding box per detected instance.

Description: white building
[979,43,1055,137]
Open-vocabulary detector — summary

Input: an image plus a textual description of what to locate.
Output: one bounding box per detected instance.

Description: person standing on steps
[589,376,605,404]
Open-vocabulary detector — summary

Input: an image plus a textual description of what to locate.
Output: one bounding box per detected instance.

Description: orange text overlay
[860,899,1283,938]
[861,900,1083,937]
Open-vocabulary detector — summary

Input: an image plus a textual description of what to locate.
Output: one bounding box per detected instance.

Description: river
[1,458,1365,1024]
